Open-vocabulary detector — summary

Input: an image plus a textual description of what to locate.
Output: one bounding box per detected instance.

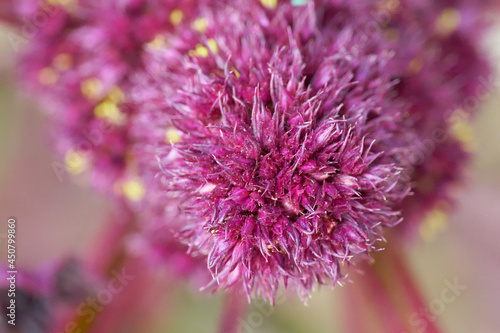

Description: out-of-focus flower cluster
[133,0,417,301]
[7,0,207,192]
[1,0,496,302]
[0,259,95,333]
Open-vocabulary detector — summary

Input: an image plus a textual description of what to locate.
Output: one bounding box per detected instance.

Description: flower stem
[345,239,445,333]
[218,290,249,333]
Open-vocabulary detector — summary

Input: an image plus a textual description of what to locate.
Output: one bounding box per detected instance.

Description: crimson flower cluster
[132,0,413,301]
[1,0,496,303]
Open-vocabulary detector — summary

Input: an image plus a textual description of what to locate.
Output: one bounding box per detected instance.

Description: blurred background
[0,22,499,333]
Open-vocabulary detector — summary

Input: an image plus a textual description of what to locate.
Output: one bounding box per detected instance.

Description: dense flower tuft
[1,0,498,304]
[7,0,205,192]
[133,0,415,301]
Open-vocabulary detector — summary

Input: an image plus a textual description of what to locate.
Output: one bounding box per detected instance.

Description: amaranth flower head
[5,0,204,193]
[132,0,415,302]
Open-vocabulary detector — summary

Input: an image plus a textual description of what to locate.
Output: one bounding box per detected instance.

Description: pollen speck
[122,179,145,201]
[232,67,241,78]
[47,0,75,10]
[260,0,277,9]
[190,44,209,58]
[81,78,103,99]
[451,119,476,151]
[94,101,125,125]
[207,39,218,53]
[148,35,165,49]
[166,127,182,143]
[170,9,183,25]
[65,150,88,175]
[419,209,448,242]
[193,17,208,33]
[107,86,125,104]
[436,8,461,35]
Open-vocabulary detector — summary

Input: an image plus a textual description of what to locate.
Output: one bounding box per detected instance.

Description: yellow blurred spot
[232,67,241,78]
[260,0,277,9]
[47,0,74,7]
[408,57,424,74]
[326,221,337,233]
[166,127,182,143]
[53,53,72,71]
[451,119,476,151]
[436,8,461,36]
[207,38,218,54]
[107,86,125,104]
[189,44,209,58]
[64,150,88,175]
[122,179,145,201]
[419,209,448,242]
[452,120,474,143]
[382,0,400,12]
[94,101,126,125]
[47,0,78,12]
[81,78,103,99]
[193,17,208,33]
[148,35,165,49]
[170,9,183,25]
[38,68,58,85]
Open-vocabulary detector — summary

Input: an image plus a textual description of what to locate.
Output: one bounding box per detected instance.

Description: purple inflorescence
[1,0,497,303]
[8,0,204,192]
[132,0,418,301]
